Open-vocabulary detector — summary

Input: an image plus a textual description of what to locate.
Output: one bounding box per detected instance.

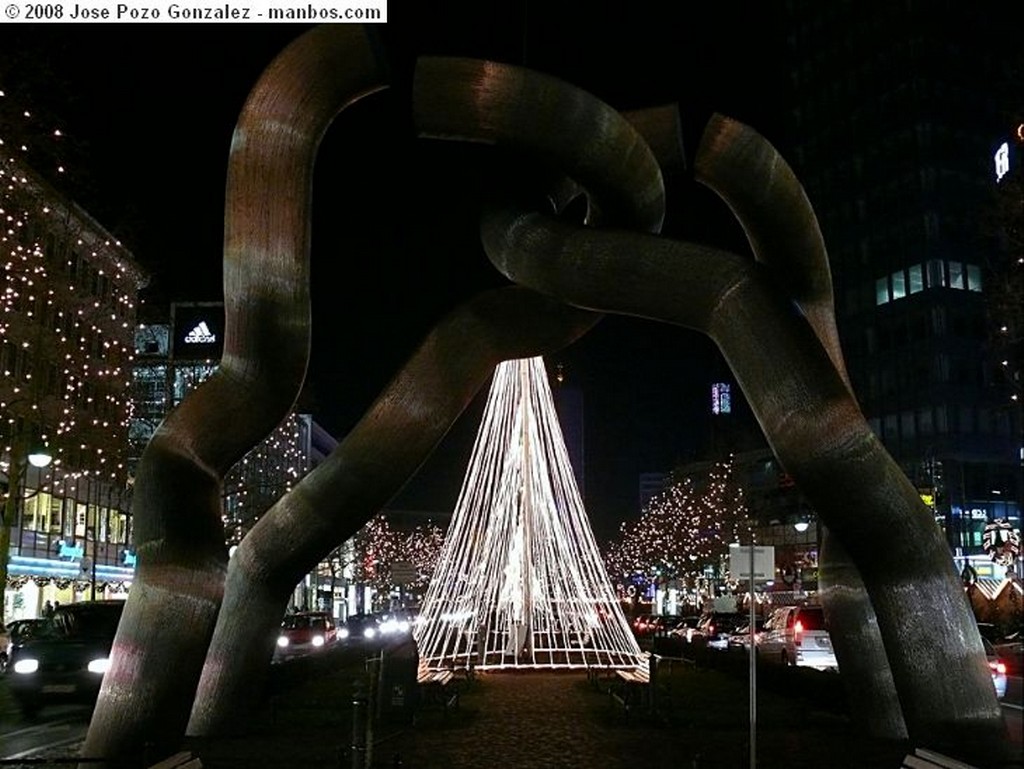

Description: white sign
[184,321,216,344]
[995,142,1010,182]
[728,544,775,581]
[391,560,417,586]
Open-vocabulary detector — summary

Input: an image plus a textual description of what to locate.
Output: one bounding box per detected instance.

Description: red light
[794,620,804,644]
[990,660,1007,676]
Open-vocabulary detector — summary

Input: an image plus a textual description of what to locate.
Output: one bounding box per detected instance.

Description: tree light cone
[414,356,645,671]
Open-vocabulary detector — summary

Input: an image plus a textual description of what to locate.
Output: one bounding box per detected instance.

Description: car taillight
[990,660,1007,675]
[794,620,804,644]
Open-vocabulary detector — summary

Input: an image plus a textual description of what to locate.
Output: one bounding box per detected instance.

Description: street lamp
[27,440,52,469]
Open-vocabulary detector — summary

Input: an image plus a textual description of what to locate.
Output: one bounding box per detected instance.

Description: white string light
[415,356,644,671]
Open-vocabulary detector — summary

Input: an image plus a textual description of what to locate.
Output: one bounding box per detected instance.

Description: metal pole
[351,677,367,769]
[749,541,756,769]
[90,481,97,601]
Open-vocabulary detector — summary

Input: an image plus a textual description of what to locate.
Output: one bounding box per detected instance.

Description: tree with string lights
[349,513,446,609]
[605,456,754,600]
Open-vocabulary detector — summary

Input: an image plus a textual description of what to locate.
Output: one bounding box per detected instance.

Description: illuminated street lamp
[27,441,52,469]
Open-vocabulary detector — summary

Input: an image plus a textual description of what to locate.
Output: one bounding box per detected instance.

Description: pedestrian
[43,600,54,618]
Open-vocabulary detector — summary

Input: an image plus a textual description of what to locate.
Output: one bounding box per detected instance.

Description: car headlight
[312,635,325,647]
[397,621,410,633]
[380,620,396,635]
[87,657,111,675]
[338,628,350,640]
[13,658,39,674]
[277,636,289,648]
[364,627,376,639]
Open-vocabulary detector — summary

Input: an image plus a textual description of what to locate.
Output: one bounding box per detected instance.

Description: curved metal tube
[480,209,1008,759]
[693,115,904,739]
[84,25,389,762]
[414,56,665,234]
[187,57,665,733]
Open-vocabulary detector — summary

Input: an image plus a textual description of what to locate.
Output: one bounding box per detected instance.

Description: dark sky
[0,7,787,541]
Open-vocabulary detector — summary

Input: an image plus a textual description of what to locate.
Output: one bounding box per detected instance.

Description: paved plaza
[185,656,918,769]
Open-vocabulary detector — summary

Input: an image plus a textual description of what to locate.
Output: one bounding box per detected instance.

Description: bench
[417,662,460,712]
[146,751,203,769]
[901,748,980,769]
[584,660,618,692]
[609,665,651,717]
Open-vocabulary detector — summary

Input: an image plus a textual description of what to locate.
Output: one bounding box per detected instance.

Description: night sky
[0,6,788,542]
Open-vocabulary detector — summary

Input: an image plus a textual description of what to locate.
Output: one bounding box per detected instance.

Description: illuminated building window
[876,276,889,305]
[908,264,924,293]
[892,270,906,300]
[966,264,982,291]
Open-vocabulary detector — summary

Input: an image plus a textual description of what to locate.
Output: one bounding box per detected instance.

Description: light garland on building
[1,86,142,493]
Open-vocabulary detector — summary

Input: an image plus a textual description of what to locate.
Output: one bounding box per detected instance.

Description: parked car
[758,604,837,671]
[691,611,746,651]
[727,617,766,650]
[339,612,381,643]
[274,611,338,660]
[667,615,701,643]
[6,599,126,718]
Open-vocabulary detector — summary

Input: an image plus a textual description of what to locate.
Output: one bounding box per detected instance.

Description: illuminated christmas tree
[414,356,644,671]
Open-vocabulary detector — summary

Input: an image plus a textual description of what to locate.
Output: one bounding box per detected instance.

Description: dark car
[274,611,338,661]
[691,611,746,650]
[6,599,125,718]
[339,613,381,643]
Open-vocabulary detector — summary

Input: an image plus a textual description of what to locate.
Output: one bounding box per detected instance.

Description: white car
[758,604,837,671]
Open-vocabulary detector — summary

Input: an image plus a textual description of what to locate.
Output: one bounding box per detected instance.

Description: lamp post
[1,435,52,624]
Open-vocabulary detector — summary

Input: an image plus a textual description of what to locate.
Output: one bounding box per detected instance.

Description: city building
[780,1,1022,575]
[131,301,352,613]
[2,141,147,620]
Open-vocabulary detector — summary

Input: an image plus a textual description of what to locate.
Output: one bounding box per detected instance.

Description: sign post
[391,560,416,607]
[729,543,775,769]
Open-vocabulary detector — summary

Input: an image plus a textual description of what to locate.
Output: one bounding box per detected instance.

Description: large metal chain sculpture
[83,25,1011,767]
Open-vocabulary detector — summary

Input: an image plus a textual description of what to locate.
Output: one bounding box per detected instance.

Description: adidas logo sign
[184,321,216,344]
